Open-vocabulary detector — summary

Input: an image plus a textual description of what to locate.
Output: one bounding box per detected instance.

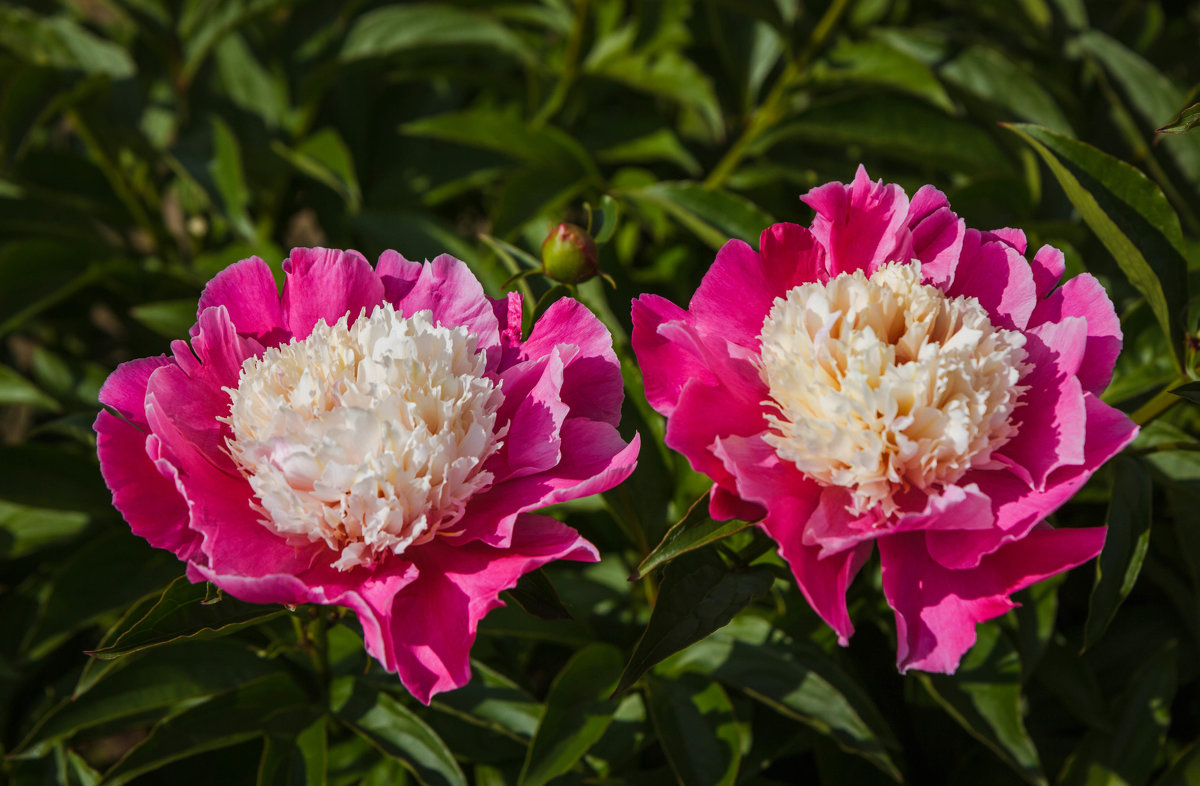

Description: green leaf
[519,643,623,786]
[257,716,327,786]
[1157,102,1200,136]
[919,623,1045,785]
[0,364,60,411]
[210,116,254,240]
[1155,739,1200,786]
[590,194,621,244]
[1076,31,1200,188]
[332,676,466,786]
[0,444,109,512]
[1085,456,1153,648]
[433,660,541,741]
[645,674,740,786]
[0,7,134,77]
[17,640,278,757]
[616,550,774,695]
[99,673,314,786]
[625,181,776,248]
[764,95,1011,173]
[1004,123,1189,369]
[1059,644,1178,786]
[662,633,900,780]
[89,576,285,660]
[129,300,198,339]
[596,129,701,176]
[271,128,362,212]
[0,501,88,558]
[0,240,116,338]
[504,568,572,621]
[812,39,954,112]
[402,107,595,177]
[1171,380,1200,404]
[634,492,755,580]
[939,44,1072,133]
[341,5,534,65]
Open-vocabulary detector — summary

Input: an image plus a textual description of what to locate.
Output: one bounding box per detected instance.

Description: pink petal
[709,484,765,523]
[463,420,640,548]
[688,227,824,349]
[1030,273,1122,394]
[802,165,910,277]
[388,515,597,703]
[397,254,500,356]
[946,229,1037,330]
[95,410,199,560]
[631,295,715,416]
[996,318,1088,489]
[375,249,423,304]
[711,434,868,642]
[925,394,1137,569]
[667,375,768,491]
[282,247,384,339]
[1030,244,1065,299]
[517,297,623,425]
[494,291,524,349]
[487,348,569,483]
[906,186,964,288]
[880,526,1106,673]
[98,355,170,426]
[195,257,285,342]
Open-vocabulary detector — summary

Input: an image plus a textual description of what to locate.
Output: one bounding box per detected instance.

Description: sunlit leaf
[1085,456,1153,648]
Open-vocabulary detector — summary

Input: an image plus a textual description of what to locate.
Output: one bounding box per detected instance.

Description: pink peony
[95,248,639,702]
[632,167,1137,673]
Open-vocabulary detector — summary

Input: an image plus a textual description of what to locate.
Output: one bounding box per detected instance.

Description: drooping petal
[881,526,1106,673]
[98,355,170,426]
[387,514,597,703]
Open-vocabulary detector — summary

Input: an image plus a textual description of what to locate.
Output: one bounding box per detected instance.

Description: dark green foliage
[2,1,1199,784]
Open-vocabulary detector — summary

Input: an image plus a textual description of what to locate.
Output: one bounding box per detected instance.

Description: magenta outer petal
[880,526,1106,673]
[907,186,964,288]
[282,247,383,338]
[385,514,598,703]
[397,254,500,356]
[195,257,285,341]
[802,164,910,276]
[946,229,1037,330]
[631,295,715,416]
[518,298,623,424]
[1030,273,1122,394]
[375,249,423,304]
[1030,244,1066,299]
[688,227,824,350]
[99,355,170,425]
[96,411,198,560]
[487,349,569,482]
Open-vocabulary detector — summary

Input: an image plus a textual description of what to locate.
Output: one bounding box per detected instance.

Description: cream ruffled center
[226,304,505,571]
[758,262,1028,516]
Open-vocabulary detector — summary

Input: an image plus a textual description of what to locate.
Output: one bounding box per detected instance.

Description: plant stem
[703,0,850,189]
[1131,379,1188,426]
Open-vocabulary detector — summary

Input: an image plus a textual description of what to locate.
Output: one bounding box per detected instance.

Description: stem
[532,0,590,128]
[703,0,850,189]
[1131,379,1188,426]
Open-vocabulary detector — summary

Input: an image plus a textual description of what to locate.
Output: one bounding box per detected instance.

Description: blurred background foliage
[2,0,1200,784]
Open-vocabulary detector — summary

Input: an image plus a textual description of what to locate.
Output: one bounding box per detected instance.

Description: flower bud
[541,222,598,284]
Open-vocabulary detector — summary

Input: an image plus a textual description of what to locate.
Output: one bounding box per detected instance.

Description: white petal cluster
[758,262,1028,516]
[225,304,505,571]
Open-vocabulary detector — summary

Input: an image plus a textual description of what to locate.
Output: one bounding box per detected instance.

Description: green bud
[541,222,599,284]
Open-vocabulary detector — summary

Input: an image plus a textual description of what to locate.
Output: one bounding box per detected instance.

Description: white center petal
[758,262,1028,516]
[225,304,505,571]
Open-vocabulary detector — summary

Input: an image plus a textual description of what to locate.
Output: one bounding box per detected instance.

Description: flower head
[96,248,639,702]
[632,167,1136,673]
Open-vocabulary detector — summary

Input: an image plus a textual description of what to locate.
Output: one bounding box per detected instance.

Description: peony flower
[95,248,639,702]
[632,167,1136,673]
